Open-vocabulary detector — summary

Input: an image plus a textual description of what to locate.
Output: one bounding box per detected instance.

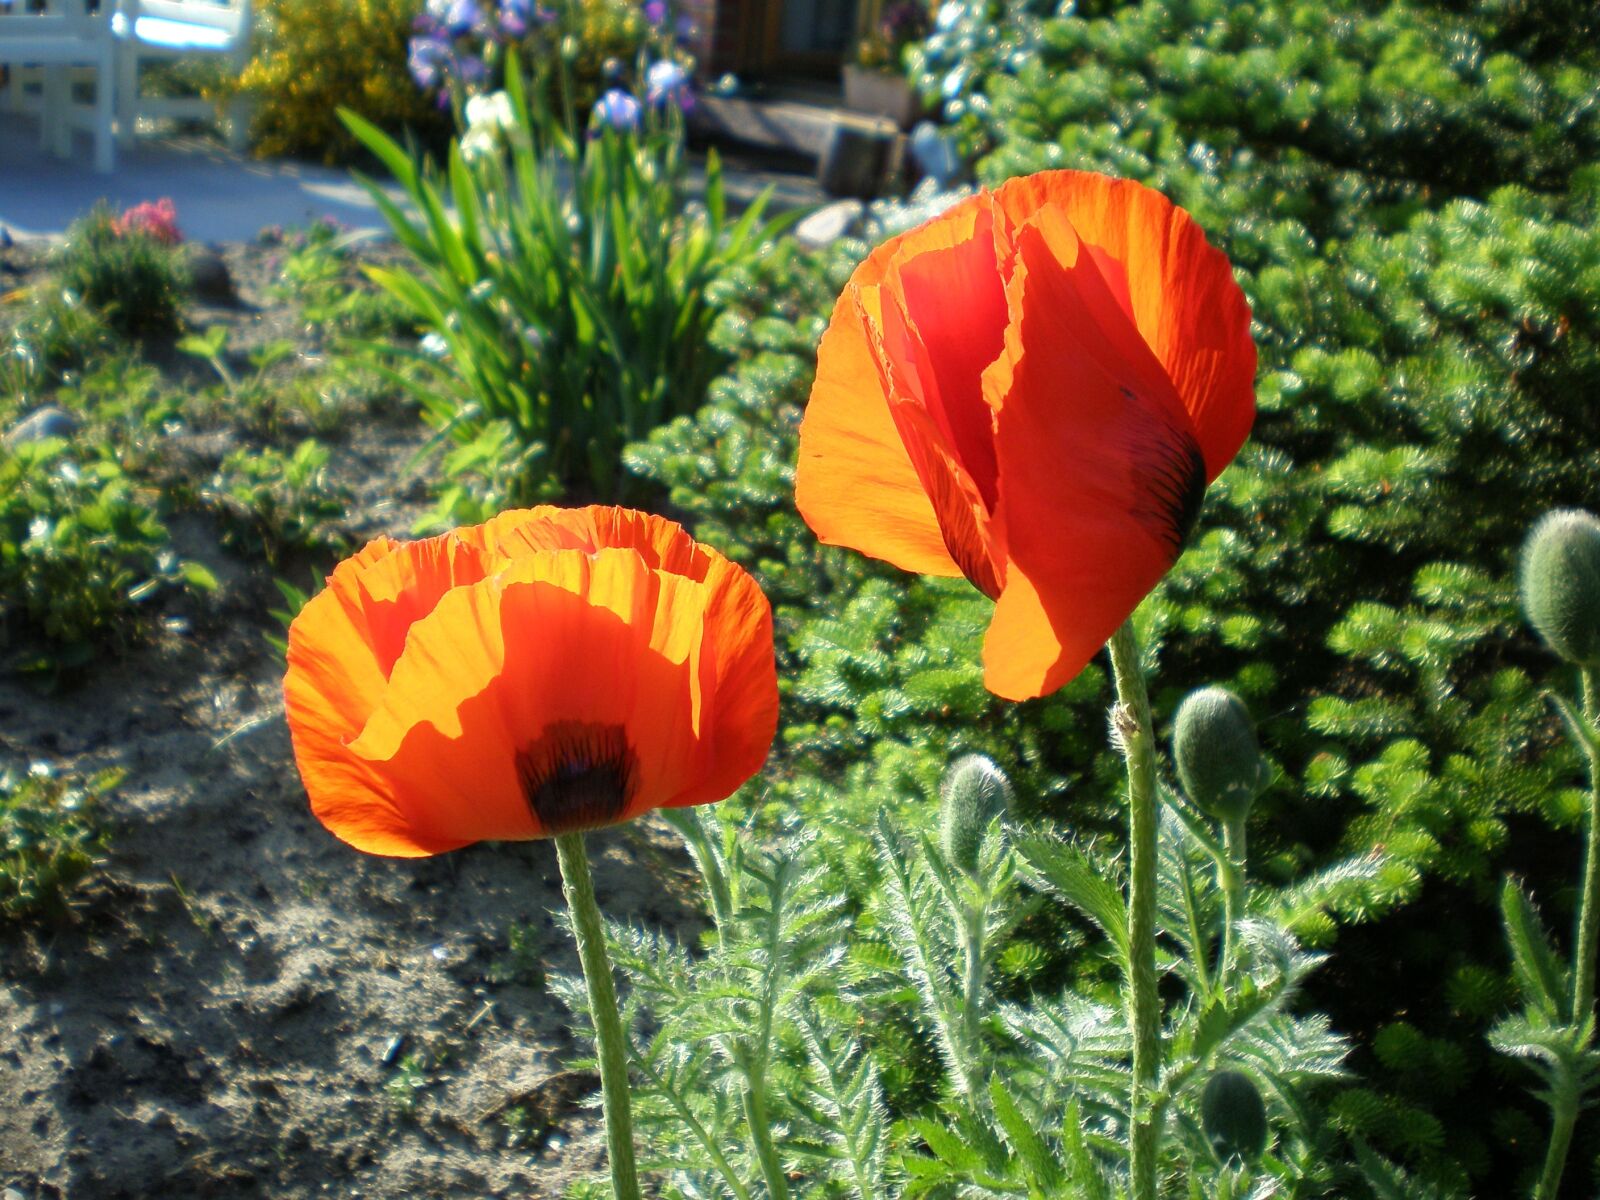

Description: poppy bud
[1520,509,1600,668]
[1172,686,1268,823]
[1201,1069,1268,1163]
[939,754,1013,874]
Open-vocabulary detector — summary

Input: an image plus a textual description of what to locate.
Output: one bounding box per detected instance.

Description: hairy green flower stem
[667,810,791,1200]
[1108,622,1162,1200]
[744,877,794,1200]
[1572,669,1600,1023]
[554,832,641,1200]
[1539,669,1600,1200]
[960,906,986,1078]
[1220,816,1248,973]
[1537,1084,1580,1200]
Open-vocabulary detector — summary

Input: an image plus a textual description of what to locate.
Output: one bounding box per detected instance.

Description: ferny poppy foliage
[796,170,1257,700]
[283,506,778,857]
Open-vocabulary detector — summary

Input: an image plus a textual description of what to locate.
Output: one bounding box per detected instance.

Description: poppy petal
[880,198,1010,509]
[796,193,999,578]
[981,207,1207,700]
[993,170,1256,480]
[864,285,1005,597]
[797,287,962,578]
[283,536,483,856]
[347,550,709,843]
[348,532,500,676]
[479,508,775,804]
[471,505,712,580]
[662,554,778,812]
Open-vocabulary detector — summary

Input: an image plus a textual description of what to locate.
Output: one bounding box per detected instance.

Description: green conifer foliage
[624,3,1600,1189]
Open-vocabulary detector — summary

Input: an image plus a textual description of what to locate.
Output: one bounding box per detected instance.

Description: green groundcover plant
[0,437,213,671]
[0,764,118,922]
[51,204,189,341]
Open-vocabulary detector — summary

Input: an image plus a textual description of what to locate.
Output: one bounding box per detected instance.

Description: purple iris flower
[427,0,483,37]
[592,88,642,132]
[643,0,666,24]
[408,35,453,89]
[498,0,552,37]
[645,59,693,110]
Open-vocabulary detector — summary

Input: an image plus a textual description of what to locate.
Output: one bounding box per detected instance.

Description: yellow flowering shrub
[236,0,664,164]
[236,0,449,163]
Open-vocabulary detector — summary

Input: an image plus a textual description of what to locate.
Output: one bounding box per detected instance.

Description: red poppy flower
[797,170,1256,700]
[283,506,778,857]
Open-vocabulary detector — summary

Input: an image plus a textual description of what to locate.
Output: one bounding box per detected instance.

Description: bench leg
[42,66,70,158]
[116,43,139,146]
[95,52,115,173]
[225,94,253,152]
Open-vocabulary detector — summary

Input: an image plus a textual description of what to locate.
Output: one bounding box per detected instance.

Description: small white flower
[460,125,499,163]
[419,332,450,358]
[464,89,516,134]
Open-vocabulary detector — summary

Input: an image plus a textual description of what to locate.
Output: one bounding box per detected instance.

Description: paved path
[0,117,824,243]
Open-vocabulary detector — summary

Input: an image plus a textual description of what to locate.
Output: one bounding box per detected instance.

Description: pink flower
[113,198,182,245]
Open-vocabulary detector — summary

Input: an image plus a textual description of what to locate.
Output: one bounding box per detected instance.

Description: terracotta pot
[842,63,919,129]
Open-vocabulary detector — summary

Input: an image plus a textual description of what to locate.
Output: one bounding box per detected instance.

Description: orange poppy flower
[797,170,1257,700]
[283,506,778,857]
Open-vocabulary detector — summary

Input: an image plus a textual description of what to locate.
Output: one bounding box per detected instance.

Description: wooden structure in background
[683,0,889,81]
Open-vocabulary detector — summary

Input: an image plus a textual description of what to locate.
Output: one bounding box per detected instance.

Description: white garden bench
[111,0,252,150]
[0,0,252,172]
[0,0,116,172]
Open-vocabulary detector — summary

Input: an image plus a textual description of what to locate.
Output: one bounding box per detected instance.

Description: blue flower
[408,36,454,89]
[592,88,643,131]
[645,59,692,109]
[427,0,484,37]
[498,0,553,37]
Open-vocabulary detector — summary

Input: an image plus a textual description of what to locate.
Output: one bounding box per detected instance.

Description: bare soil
[0,238,703,1199]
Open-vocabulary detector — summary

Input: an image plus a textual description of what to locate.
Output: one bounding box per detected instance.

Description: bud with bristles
[1201,1069,1268,1163]
[939,754,1013,874]
[1172,687,1269,823]
[1520,509,1600,669]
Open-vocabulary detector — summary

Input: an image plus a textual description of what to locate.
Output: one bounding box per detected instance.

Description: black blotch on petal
[516,722,636,835]
[1121,388,1208,559]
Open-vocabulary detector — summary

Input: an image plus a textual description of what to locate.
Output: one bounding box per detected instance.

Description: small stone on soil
[4,405,79,447]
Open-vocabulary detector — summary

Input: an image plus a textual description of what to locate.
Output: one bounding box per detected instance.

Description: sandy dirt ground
[0,238,704,1198]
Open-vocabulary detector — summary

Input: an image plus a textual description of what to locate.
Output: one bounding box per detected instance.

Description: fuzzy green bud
[1520,509,1600,668]
[1172,687,1269,823]
[1201,1070,1268,1163]
[939,754,1013,874]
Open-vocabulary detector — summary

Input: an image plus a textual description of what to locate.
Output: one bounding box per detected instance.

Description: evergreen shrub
[624,1,1600,1189]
